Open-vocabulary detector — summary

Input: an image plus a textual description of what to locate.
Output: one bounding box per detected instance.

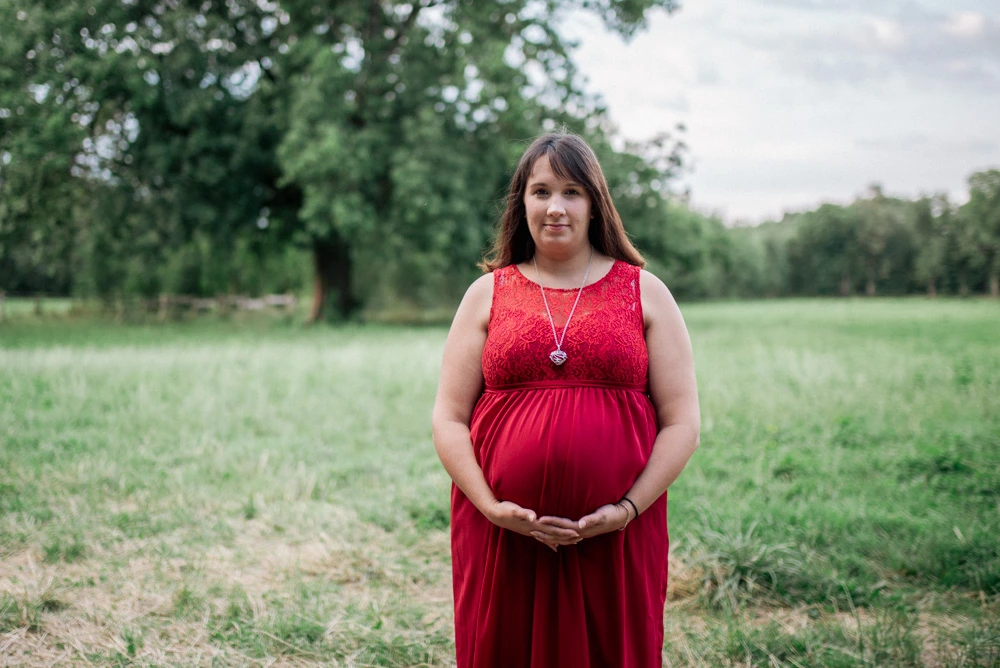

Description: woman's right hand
[486,500,537,532]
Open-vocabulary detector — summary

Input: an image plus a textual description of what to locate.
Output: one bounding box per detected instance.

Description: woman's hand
[487,501,580,552]
[485,500,538,534]
[575,503,630,539]
[531,515,583,551]
[534,503,630,549]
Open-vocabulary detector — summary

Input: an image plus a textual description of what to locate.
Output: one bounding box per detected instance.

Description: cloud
[695,60,721,85]
[655,92,691,113]
[856,134,997,154]
[761,0,894,12]
[855,132,931,150]
[870,18,906,50]
[716,3,1000,89]
[945,11,987,37]
[565,0,1000,221]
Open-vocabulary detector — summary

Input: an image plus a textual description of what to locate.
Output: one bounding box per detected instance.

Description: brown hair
[481,132,646,272]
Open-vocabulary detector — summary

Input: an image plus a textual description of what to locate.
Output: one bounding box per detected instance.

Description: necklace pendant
[534,247,592,371]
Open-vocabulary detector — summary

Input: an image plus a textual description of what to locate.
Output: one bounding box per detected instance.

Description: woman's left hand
[575,503,630,538]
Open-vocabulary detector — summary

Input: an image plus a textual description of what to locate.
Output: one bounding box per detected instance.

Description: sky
[562,0,1000,224]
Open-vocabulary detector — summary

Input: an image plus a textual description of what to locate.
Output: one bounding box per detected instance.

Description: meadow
[1,299,998,667]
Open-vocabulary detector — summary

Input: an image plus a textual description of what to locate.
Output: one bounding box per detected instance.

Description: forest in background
[2,0,999,322]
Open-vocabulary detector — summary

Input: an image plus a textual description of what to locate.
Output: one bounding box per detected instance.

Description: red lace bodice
[482,260,648,389]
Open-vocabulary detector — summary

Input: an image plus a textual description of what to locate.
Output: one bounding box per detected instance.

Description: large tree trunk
[866,276,876,296]
[990,272,999,298]
[839,274,851,297]
[308,265,325,323]
[927,278,937,298]
[308,237,355,323]
[959,273,969,297]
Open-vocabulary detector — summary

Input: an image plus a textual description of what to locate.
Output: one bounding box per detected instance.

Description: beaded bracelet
[616,501,633,531]
[622,496,640,521]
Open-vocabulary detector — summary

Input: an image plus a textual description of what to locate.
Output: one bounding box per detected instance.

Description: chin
[534,239,568,253]
[539,235,583,249]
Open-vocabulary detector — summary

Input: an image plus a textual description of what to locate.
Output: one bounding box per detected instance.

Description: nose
[547,197,566,217]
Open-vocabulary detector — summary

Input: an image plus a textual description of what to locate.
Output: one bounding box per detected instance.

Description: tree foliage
[958,169,1000,296]
[780,172,999,298]
[1,0,687,318]
[3,2,999,310]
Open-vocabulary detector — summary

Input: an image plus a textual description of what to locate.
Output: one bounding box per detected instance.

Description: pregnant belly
[470,387,656,519]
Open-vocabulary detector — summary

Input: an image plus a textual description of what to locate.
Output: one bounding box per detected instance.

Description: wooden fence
[0,292,298,321]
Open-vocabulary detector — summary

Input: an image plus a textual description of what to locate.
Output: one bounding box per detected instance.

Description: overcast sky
[563,0,1000,223]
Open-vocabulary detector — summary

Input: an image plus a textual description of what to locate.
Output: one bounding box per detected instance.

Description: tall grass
[1,298,998,666]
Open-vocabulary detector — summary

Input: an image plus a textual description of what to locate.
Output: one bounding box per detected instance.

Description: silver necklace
[533,247,594,366]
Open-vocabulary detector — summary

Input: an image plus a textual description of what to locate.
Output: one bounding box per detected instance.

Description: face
[523,154,592,256]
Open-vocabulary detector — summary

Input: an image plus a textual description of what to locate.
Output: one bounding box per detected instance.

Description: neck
[533,245,594,279]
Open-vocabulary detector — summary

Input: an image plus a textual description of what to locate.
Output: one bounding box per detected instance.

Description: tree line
[726,174,1000,299]
[2,1,998,321]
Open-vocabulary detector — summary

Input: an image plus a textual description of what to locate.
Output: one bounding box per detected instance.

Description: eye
[532,188,549,196]
[565,188,579,196]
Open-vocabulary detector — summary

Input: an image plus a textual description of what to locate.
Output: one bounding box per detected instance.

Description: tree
[586,128,690,289]
[786,204,861,296]
[960,169,1000,297]
[2,0,682,318]
[853,184,909,297]
[911,195,949,297]
[1,0,289,303]
[275,0,681,319]
[0,5,89,297]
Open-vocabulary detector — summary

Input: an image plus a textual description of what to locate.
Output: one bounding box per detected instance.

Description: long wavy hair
[481,132,645,272]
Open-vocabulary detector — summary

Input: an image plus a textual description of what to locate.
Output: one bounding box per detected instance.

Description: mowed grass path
[1,299,998,666]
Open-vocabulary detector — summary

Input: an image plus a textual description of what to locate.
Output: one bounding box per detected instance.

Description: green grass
[0,298,998,666]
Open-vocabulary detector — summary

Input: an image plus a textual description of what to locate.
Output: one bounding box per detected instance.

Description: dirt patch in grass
[0,509,455,666]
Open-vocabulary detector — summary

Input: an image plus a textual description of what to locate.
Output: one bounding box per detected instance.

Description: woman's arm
[622,270,701,513]
[432,274,579,548]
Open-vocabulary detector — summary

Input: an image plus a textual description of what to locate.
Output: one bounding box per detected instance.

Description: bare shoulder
[639,269,672,301]
[639,269,681,327]
[454,271,495,332]
[467,271,495,296]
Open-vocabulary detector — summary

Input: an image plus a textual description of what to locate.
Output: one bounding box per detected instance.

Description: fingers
[530,530,580,546]
[532,515,580,544]
[530,531,578,550]
[535,516,581,545]
[493,500,537,527]
[530,533,561,551]
[537,516,579,530]
[577,512,601,530]
[500,501,535,523]
[531,516,581,548]
[577,503,628,537]
[533,523,579,539]
[578,506,615,530]
[531,515,581,548]
[517,508,537,523]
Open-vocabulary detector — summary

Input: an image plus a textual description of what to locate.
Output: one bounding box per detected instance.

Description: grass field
[1,299,999,666]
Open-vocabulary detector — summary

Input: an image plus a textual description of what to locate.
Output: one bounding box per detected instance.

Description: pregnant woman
[432,132,701,667]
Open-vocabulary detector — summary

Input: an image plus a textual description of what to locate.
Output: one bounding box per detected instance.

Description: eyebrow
[527,180,583,189]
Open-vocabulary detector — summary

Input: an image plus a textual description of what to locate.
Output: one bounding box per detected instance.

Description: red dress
[451,260,669,668]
